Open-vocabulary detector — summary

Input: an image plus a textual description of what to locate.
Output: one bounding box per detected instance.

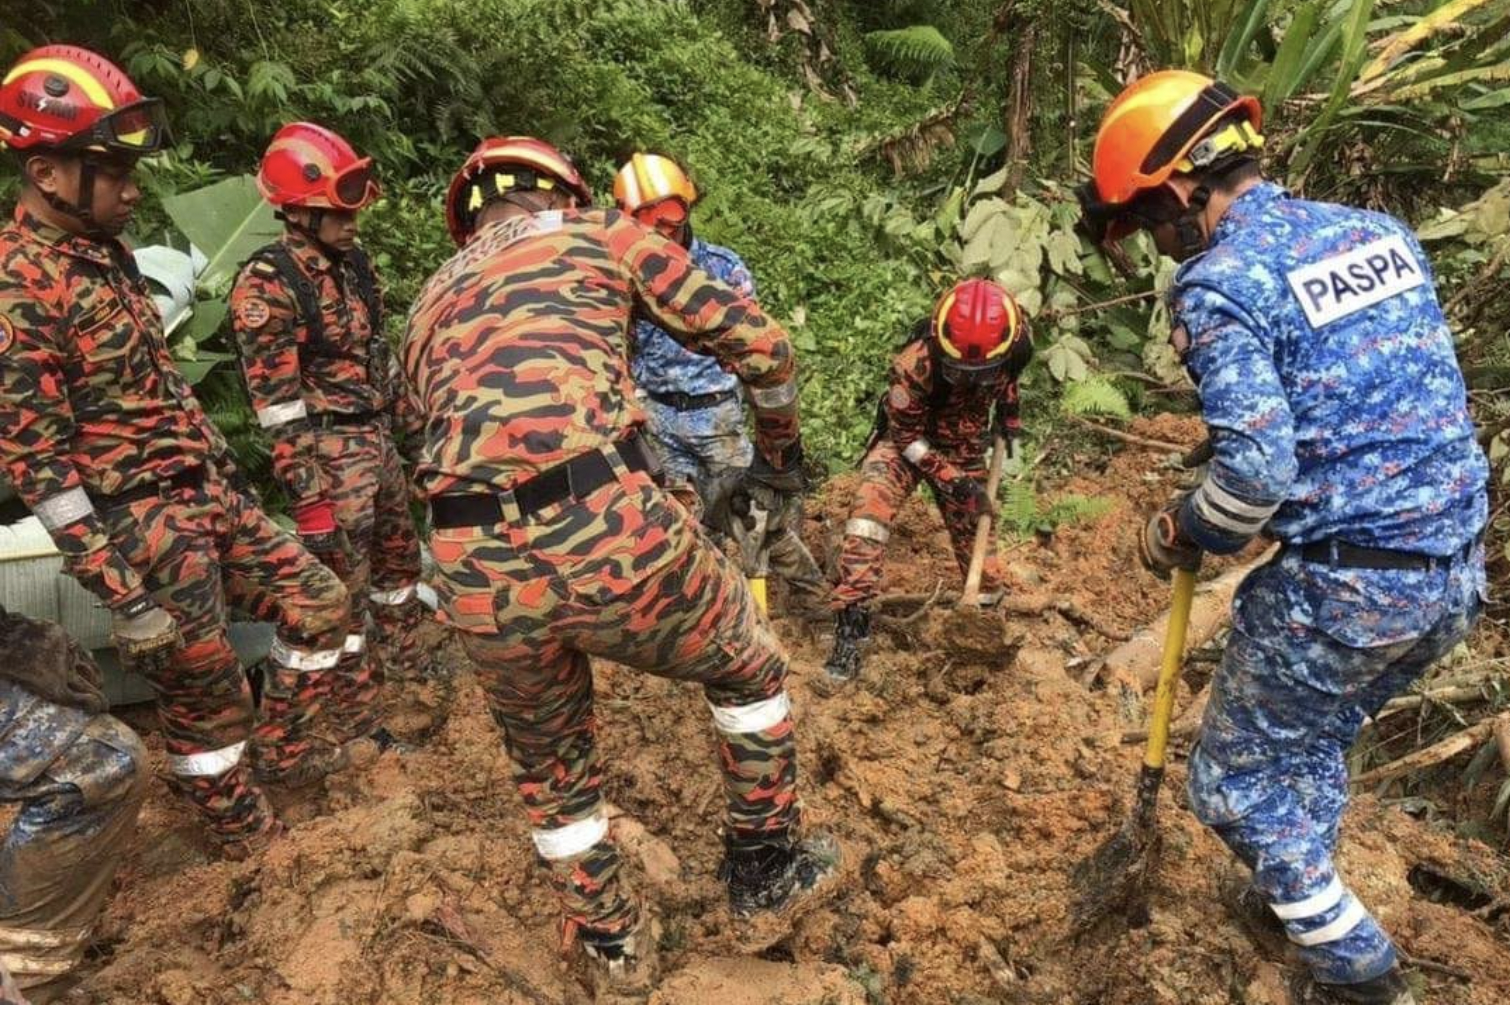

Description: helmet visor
[634,198,688,237]
[329,159,378,210]
[61,98,170,155]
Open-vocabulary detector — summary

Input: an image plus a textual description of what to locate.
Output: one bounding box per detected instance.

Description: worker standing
[0,47,352,857]
[613,153,828,617]
[404,137,840,997]
[825,278,1031,684]
[231,123,426,749]
[1080,71,1487,1003]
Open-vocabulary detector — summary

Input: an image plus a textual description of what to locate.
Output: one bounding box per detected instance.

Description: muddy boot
[1226,882,1290,959]
[720,831,842,952]
[1304,966,1414,1005]
[579,915,661,1002]
[822,604,870,685]
[218,816,287,861]
[255,740,350,789]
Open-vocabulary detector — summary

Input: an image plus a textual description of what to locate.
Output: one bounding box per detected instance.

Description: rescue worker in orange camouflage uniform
[230,123,425,751]
[404,136,841,997]
[0,46,353,857]
[825,278,1032,685]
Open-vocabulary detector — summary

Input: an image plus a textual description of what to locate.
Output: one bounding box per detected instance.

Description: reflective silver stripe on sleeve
[167,740,247,778]
[256,400,309,429]
[369,584,418,606]
[844,517,890,544]
[1270,876,1343,921]
[268,638,343,671]
[1190,475,1279,537]
[33,487,94,531]
[903,438,932,465]
[747,377,797,409]
[709,690,791,735]
[0,923,90,947]
[1,952,81,977]
[1292,895,1366,947]
[531,808,608,861]
[343,634,365,655]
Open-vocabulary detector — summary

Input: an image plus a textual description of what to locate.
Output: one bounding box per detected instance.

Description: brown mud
[85,416,1510,1004]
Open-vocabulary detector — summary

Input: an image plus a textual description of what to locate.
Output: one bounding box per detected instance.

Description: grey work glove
[111,601,184,675]
[1138,502,1203,581]
[946,476,992,522]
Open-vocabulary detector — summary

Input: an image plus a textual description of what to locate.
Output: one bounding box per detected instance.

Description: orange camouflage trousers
[430,473,800,935]
[833,440,1004,607]
[315,426,425,739]
[99,472,348,843]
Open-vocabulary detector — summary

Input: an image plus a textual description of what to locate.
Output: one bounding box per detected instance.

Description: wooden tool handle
[962,434,1009,605]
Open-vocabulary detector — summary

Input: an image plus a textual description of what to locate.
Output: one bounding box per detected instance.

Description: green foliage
[1061,376,1132,419]
[999,478,1113,536]
[864,26,956,83]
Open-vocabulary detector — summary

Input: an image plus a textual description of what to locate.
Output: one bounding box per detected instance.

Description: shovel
[960,433,1010,607]
[1070,564,1198,931]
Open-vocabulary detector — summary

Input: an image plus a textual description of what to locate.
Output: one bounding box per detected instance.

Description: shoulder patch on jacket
[236,297,271,329]
[0,314,13,355]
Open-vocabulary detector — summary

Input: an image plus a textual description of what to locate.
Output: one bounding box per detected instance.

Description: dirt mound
[83,416,1510,1003]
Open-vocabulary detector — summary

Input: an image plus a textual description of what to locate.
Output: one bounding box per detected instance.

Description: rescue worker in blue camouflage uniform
[1080,71,1488,1005]
[613,154,829,616]
[0,608,147,1001]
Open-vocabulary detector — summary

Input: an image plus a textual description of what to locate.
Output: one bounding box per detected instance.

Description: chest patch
[1285,234,1426,328]
[237,297,271,330]
[889,387,911,410]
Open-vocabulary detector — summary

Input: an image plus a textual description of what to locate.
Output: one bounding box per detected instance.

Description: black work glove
[303,527,355,583]
[743,435,809,497]
[1138,501,1203,580]
[946,476,992,522]
[0,606,110,713]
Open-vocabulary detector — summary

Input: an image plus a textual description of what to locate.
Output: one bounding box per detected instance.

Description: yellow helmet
[613,153,698,215]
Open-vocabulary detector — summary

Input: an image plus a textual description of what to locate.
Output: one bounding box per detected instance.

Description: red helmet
[257,122,379,211]
[445,136,592,245]
[0,45,168,155]
[932,278,1032,384]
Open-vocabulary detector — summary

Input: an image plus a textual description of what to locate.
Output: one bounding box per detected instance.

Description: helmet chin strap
[277,207,343,258]
[41,154,109,238]
[1169,184,1212,262]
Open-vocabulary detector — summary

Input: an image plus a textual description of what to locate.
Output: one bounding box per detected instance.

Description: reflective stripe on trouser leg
[460,632,637,935]
[255,634,343,776]
[167,740,247,777]
[370,584,418,606]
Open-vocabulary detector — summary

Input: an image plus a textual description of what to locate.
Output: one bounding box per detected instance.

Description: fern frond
[1044,493,1114,530]
[1061,376,1131,419]
[864,25,956,82]
[1000,481,1042,536]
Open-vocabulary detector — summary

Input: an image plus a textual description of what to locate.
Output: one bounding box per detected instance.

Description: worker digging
[0,29,1505,1008]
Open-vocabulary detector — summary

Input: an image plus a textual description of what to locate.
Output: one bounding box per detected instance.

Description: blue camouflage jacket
[631,237,754,396]
[1172,181,1487,558]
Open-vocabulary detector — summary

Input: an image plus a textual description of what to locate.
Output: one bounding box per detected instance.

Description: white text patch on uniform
[1285,234,1426,329]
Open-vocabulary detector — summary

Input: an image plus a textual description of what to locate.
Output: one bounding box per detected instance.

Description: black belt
[95,466,206,511]
[645,388,738,411]
[309,409,383,429]
[1297,537,1477,572]
[430,435,660,528]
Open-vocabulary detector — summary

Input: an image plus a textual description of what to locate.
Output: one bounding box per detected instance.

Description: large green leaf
[160,175,280,293]
[1217,0,1272,77]
[1264,2,1322,106]
[1290,0,1376,178]
[175,350,236,386]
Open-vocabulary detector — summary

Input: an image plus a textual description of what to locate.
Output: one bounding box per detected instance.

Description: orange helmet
[0,45,168,155]
[445,136,592,245]
[932,279,1032,385]
[257,122,378,211]
[613,154,698,215]
[1079,71,1263,245]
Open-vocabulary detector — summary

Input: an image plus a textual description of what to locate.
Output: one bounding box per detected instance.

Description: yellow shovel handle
[750,576,768,614]
[1144,566,1197,770]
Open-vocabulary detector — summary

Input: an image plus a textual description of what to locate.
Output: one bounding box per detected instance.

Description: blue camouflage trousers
[644,396,829,606]
[1189,546,1484,985]
[0,681,147,993]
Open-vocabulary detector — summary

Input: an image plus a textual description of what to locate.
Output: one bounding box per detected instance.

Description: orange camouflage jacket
[882,337,1020,485]
[403,207,798,497]
[229,230,412,506]
[0,205,237,611]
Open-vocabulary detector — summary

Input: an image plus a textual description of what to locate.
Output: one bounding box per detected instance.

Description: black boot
[823,604,870,683]
[720,830,841,922]
[1306,966,1414,1005]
